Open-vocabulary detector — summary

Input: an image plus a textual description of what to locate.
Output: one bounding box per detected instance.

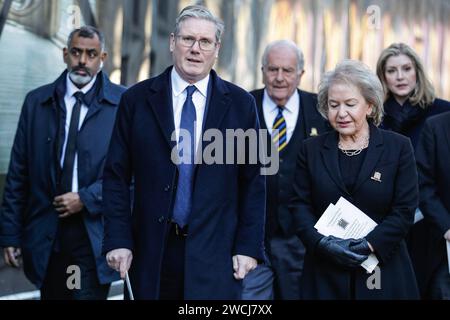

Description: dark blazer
[102,67,266,300]
[251,89,329,236]
[290,124,419,299]
[416,112,450,295]
[0,71,125,287]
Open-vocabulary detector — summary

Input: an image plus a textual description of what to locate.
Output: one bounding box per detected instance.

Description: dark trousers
[40,216,109,300]
[426,258,450,300]
[159,222,186,300]
[242,231,305,300]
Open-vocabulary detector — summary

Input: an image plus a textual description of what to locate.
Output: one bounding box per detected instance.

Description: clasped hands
[316,235,373,269]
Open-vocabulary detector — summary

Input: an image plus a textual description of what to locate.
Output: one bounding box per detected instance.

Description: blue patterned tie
[172,85,197,227]
[273,106,287,152]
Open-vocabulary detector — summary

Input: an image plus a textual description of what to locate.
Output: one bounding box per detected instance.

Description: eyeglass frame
[175,35,219,51]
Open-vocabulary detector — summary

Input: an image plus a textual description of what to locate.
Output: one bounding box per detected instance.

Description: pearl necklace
[338,135,369,157]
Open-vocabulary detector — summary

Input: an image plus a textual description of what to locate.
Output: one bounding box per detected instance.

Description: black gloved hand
[348,238,372,256]
[316,235,369,268]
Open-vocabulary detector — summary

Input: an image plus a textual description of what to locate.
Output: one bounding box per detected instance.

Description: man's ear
[169,33,175,52]
[63,47,68,63]
[101,51,108,62]
[299,70,305,80]
[215,42,221,58]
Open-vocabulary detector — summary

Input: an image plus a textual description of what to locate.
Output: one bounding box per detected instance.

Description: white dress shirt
[171,68,209,156]
[60,73,97,192]
[262,89,300,143]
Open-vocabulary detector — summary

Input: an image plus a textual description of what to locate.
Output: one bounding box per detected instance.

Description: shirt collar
[171,67,209,98]
[66,72,98,98]
[263,89,299,114]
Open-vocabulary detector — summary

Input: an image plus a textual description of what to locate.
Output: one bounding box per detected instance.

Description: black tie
[60,91,84,194]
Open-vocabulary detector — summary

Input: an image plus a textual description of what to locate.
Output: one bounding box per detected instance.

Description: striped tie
[273,106,287,152]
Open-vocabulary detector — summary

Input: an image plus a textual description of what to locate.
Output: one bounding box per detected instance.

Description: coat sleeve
[365,138,418,263]
[102,93,134,254]
[233,97,266,262]
[416,119,450,236]
[290,141,324,253]
[0,95,31,248]
[78,179,103,217]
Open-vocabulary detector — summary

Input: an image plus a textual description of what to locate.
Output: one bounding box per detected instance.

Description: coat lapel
[321,131,349,194]
[81,73,116,129]
[82,98,102,128]
[300,90,317,139]
[352,124,385,193]
[252,89,274,159]
[146,68,177,150]
[194,71,230,177]
[48,100,59,196]
[45,73,67,196]
[444,118,450,153]
[201,71,231,134]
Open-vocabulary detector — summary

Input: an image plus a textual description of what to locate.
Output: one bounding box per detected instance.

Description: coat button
[164,185,171,192]
[47,137,52,143]
[158,216,165,223]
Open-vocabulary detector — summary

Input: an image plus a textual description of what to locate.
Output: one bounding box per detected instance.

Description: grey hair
[174,5,224,43]
[317,59,384,126]
[262,40,305,72]
[67,26,105,51]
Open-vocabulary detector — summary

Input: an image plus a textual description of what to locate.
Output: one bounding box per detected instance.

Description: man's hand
[53,192,84,218]
[106,248,133,279]
[232,255,257,280]
[444,229,450,241]
[3,247,21,268]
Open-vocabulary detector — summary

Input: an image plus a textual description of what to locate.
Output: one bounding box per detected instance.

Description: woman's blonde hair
[376,43,435,108]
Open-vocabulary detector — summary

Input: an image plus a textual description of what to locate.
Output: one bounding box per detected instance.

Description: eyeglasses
[176,35,217,51]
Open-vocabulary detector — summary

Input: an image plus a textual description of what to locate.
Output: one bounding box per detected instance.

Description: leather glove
[348,238,372,256]
[316,235,369,268]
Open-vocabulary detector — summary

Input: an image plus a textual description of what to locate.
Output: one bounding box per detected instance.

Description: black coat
[290,124,419,299]
[0,71,126,287]
[382,97,450,297]
[251,89,330,236]
[416,112,450,295]
[102,67,266,299]
[381,97,450,148]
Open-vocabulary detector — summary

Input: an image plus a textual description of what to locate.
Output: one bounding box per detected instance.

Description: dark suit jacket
[416,112,450,294]
[102,67,265,299]
[0,71,125,287]
[290,124,419,299]
[251,89,329,236]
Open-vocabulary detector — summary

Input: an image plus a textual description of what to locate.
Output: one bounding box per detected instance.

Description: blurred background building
[1,0,450,297]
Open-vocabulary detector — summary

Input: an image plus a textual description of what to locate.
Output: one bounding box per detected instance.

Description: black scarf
[382,96,427,134]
